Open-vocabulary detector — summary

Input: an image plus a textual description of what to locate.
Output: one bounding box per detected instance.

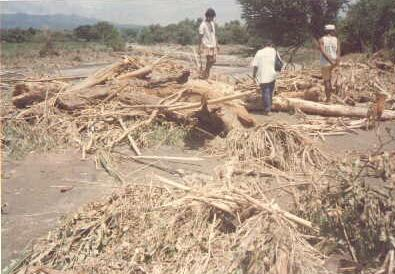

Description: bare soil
[1,146,222,269]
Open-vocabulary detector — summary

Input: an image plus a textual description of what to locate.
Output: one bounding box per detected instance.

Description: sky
[0,0,243,25]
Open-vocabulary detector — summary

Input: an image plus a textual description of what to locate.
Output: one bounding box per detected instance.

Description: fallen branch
[130,155,204,161]
[119,118,141,156]
[168,90,255,112]
[156,175,317,231]
[65,57,136,93]
[4,75,87,83]
[117,55,167,81]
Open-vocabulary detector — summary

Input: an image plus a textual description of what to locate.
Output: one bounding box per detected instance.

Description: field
[1,41,395,274]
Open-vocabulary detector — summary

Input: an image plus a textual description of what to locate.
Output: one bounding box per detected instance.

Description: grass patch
[131,121,192,148]
[1,41,106,58]
[2,119,65,159]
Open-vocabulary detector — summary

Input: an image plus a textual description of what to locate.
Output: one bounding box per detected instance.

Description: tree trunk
[65,58,138,93]
[145,69,191,88]
[119,88,252,134]
[117,66,153,80]
[245,96,395,120]
[12,82,66,108]
[56,86,110,111]
[278,87,321,102]
[182,79,256,128]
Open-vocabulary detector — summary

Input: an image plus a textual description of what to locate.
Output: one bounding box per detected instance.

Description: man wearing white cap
[319,24,340,102]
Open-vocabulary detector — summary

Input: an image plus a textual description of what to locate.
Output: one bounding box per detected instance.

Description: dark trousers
[260,81,276,112]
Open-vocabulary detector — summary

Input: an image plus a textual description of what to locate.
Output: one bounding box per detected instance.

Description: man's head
[264,39,274,48]
[205,8,216,21]
[325,24,336,36]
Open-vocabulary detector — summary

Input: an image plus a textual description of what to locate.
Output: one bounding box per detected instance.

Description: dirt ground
[1,145,222,269]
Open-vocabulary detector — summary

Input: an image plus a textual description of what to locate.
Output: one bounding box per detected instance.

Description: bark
[117,66,153,80]
[146,69,191,88]
[56,86,110,111]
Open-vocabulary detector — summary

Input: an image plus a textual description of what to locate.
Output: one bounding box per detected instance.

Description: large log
[12,82,66,108]
[278,87,321,102]
[116,56,167,81]
[119,88,249,135]
[65,58,137,93]
[145,69,191,88]
[245,95,395,120]
[182,80,256,129]
[56,86,110,111]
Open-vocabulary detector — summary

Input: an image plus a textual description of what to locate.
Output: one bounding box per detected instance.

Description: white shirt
[252,47,279,84]
[320,35,338,67]
[199,21,217,48]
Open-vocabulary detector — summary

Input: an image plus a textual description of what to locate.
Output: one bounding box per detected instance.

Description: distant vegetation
[238,0,394,59]
[1,0,394,59]
[74,22,125,51]
[339,0,395,57]
[123,19,249,46]
[1,21,125,51]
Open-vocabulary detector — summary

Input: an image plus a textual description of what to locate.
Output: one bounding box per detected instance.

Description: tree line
[1,0,393,59]
[1,22,125,51]
[239,0,394,58]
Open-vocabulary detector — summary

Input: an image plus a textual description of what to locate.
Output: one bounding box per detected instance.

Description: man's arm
[198,34,203,54]
[251,52,259,84]
[253,66,258,79]
[336,39,341,64]
[319,38,335,65]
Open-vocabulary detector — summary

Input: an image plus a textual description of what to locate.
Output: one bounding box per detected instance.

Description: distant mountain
[0,13,99,30]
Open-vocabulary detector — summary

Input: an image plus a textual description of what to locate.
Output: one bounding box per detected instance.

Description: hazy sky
[0,0,243,25]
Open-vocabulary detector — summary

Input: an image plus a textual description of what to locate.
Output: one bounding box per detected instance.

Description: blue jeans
[260,81,275,112]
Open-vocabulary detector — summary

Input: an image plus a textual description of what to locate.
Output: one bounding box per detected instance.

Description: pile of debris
[4,56,395,155]
[13,173,327,274]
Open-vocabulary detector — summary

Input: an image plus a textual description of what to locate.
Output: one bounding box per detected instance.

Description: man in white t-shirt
[252,40,283,115]
[319,24,340,102]
[198,8,219,79]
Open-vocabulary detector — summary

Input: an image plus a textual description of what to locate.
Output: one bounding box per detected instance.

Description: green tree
[122,28,139,42]
[0,28,38,43]
[95,22,125,51]
[217,20,249,44]
[340,0,395,56]
[238,0,348,48]
[73,25,98,41]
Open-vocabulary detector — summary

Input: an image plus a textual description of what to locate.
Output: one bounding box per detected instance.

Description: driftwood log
[116,56,167,81]
[279,87,321,102]
[65,58,138,93]
[245,95,395,120]
[12,82,67,108]
[182,80,256,129]
[146,69,191,88]
[56,86,110,111]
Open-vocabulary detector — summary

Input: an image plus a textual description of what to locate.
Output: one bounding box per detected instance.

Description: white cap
[325,24,336,31]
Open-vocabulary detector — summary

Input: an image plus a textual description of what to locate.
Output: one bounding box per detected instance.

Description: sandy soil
[1,146,222,269]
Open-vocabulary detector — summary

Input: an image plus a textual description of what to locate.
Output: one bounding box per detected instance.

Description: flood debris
[3,54,395,274]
